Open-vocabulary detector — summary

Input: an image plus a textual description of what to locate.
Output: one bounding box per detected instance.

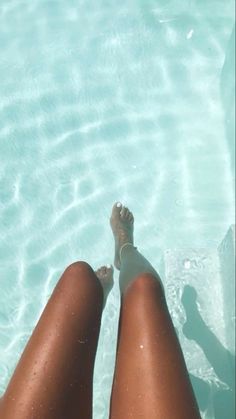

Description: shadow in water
[181,285,235,419]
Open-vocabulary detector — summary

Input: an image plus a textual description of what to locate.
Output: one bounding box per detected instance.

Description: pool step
[163,246,226,378]
[162,226,235,418]
[163,225,235,354]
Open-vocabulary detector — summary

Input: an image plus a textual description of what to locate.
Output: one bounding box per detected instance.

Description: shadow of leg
[189,374,210,413]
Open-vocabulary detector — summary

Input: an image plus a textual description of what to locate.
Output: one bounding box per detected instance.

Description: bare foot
[95,264,114,308]
[110,202,134,270]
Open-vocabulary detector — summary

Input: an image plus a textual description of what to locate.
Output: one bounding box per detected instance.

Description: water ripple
[0,3,235,418]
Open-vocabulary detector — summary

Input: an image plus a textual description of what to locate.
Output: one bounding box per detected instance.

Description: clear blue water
[0,1,235,418]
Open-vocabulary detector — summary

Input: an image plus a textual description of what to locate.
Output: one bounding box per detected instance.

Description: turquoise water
[0,1,235,418]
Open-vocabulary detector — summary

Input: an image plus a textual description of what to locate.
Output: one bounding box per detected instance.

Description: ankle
[119,243,137,261]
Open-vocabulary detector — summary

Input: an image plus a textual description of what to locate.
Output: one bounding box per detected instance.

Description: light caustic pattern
[0,0,235,417]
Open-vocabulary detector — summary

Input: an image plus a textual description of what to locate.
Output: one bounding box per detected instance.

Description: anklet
[119,243,137,260]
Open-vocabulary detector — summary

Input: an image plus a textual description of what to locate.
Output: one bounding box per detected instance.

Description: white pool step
[164,225,235,354]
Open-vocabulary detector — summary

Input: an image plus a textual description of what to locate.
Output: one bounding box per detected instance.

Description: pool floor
[0,1,235,418]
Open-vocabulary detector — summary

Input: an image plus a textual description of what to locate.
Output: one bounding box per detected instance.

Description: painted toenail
[116,202,122,207]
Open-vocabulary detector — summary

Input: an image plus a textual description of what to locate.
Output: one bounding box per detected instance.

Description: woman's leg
[0,261,113,419]
[109,203,201,419]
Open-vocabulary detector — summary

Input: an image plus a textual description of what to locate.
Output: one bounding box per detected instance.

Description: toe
[123,207,133,221]
[109,265,114,275]
[128,212,134,222]
[123,207,129,218]
[111,202,122,220]
[114,202,122,212]
[120,206,127,218]
[124,208,130,218]
[106,264,113,274]
[97,265,114,277]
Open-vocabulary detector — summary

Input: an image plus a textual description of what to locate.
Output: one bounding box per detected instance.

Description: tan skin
[0,203,201,419]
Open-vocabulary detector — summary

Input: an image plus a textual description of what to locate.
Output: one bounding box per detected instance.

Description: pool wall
[218,225,235,353]
[220,25,235,172]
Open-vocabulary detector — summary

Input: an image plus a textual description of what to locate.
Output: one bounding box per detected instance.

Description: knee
[60,261,101,293]
[128,273,164,296]
[64,261,94,278]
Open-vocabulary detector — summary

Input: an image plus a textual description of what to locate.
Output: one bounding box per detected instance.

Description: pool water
[0,1,235,418]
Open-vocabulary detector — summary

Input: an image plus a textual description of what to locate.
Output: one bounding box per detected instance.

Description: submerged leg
[109,203,201,419]
[0,261,113,419]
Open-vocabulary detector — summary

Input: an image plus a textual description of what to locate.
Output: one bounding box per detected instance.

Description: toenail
[116,202,122,207]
